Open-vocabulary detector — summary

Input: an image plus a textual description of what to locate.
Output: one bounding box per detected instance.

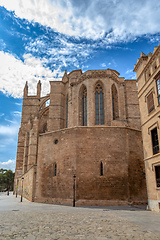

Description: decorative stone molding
[71,71,123,86]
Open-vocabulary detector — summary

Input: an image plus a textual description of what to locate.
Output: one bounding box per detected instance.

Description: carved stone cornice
[71,70,123,86]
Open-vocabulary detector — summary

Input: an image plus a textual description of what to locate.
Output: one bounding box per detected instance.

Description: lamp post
[73,174,76,207]
[21,177,24,202]
[16,180,18,198]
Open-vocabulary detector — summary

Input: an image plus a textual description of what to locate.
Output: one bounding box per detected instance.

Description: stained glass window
[95,83,104,125]
[83,88,87,126]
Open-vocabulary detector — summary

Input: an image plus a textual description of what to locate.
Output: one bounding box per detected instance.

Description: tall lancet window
[95,83,104,125]
[66,95,68,128]
[112,84,119,120]
[83,87,87,126]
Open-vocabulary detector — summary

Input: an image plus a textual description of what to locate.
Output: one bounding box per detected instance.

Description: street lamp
[21,177,24,202]
[73,174,76,207]
[16,180,18,198]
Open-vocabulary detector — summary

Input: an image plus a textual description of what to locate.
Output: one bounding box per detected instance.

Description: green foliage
[0,169,15,192]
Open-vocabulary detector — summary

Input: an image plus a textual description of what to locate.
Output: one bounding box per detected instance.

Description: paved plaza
[0,192,160,240]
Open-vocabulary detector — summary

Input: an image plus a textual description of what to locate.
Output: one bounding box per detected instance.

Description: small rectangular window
[151,127,159,155]
[147,92,154,113]
[155,166,160,188]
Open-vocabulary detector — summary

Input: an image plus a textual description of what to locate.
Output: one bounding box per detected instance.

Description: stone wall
[134,45,160,211]
[16,165,37,202]
[14,68,147,206]
[34,127,147,206]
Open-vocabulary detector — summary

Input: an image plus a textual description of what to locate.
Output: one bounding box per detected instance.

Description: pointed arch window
[112,84,119,120]
[66,95,68,128]
[100,162,103,176]
[83,87,87,126]
[95,83,104,125]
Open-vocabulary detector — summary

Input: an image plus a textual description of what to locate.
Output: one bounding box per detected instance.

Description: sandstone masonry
[14,68,147,206]
[134,45,160,212]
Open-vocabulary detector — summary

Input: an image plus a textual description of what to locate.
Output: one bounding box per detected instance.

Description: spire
[37,80,41,99]
[140,52,146,58]
[23,81,28,98]
[62,70,68,83]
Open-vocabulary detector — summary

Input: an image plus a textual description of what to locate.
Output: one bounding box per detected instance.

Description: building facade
[15,69,147,206]
[134,45,160,212]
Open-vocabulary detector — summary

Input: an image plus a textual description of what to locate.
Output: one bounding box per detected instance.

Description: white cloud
[125,69,136,79]
[0,0,160,41]
[0,39,6,50]
[15,102,22,106]
[0,110,21,149]
[0,159,16,172]
[101,63,106,68]
[0,121,19,137]
[0,113,4,117]
[0,51,63,98]
[25,34,93,68]
[126,69,133,74]
[12,111,21,117]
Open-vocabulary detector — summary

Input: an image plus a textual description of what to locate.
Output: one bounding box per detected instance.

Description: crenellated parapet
[134,44,160,94]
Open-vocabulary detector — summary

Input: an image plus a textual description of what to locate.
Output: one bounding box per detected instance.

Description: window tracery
[82,87,87,126]
[95,82,104,125]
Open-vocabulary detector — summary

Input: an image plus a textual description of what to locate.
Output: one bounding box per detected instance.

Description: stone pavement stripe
[0,192,159,240]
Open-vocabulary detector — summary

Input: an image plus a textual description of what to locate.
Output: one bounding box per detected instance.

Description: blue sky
[0,0,160,171]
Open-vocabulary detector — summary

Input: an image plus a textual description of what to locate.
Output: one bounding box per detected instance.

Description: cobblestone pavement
[0,193,160,240]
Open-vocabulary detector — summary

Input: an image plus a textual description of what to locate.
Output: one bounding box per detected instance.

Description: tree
[0,169,15,193]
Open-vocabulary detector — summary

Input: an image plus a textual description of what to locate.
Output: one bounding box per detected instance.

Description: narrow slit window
[100,162,103,176]
[54,163,57,176]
